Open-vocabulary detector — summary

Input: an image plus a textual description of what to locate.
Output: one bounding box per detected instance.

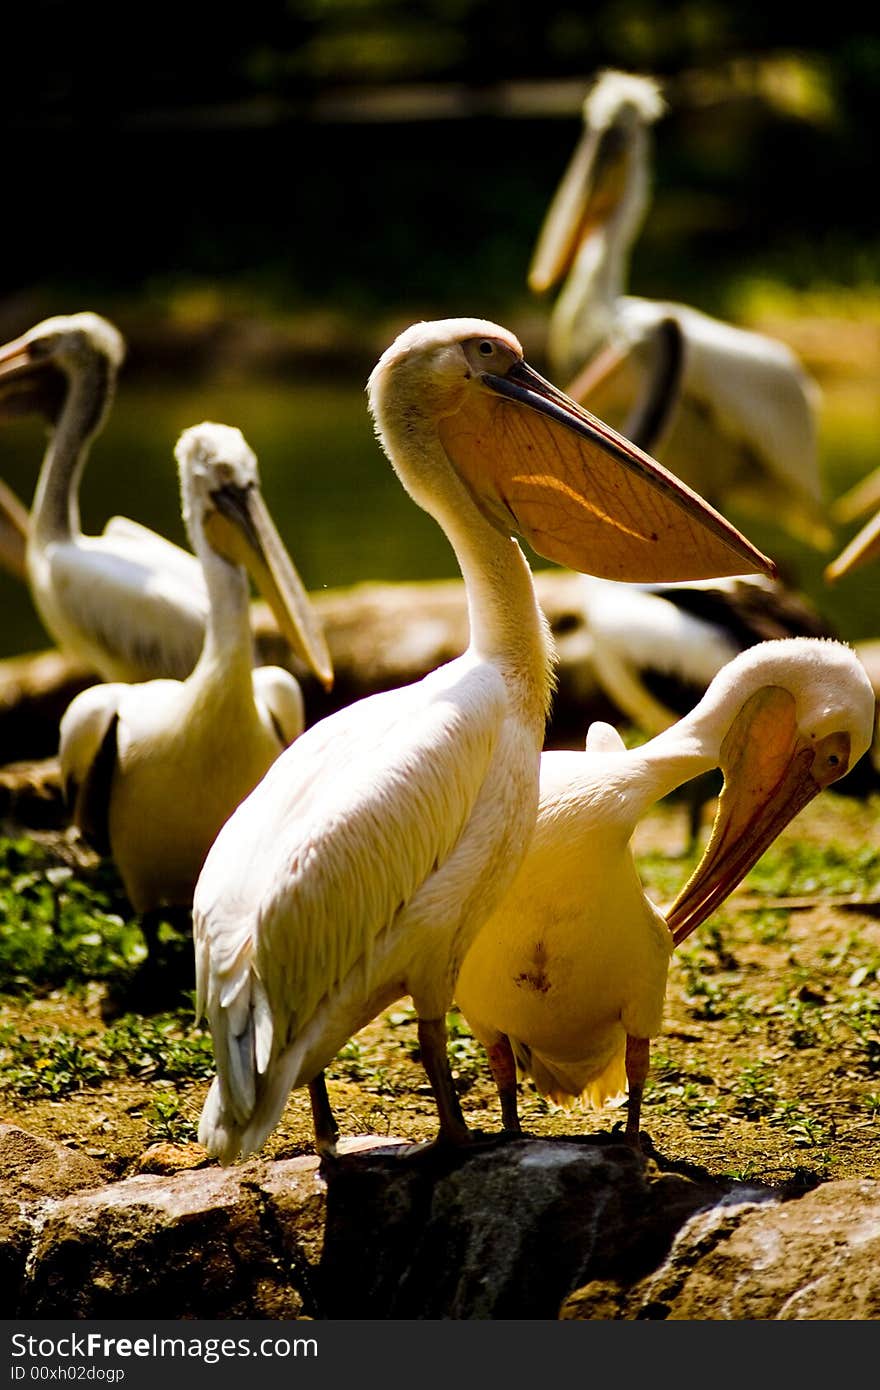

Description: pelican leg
[309,1071,339,1158]
[624,1034,650,1150]
[418,1016,471,1145]
[486,1035,521,1132]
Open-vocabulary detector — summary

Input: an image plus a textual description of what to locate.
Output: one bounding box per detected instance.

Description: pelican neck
[30,356,114,548]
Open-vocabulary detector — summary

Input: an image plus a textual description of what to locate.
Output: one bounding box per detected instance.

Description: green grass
[0,837,143,993]
[0,1010,216,1099]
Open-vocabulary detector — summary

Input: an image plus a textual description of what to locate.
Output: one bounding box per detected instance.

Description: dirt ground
[3,789,879,1191]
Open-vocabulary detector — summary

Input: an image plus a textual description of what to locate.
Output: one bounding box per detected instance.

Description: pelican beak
[529,125,629,293]
[0,333,34,382]
[665,687,851,945]
[0,333,63,419]
[825,507,880,583]
[437,357,777,583]
[0,478,29,580]
[830,465,880,527]
[204,483,334,690]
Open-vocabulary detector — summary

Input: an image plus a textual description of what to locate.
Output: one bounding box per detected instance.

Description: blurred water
[1,373,880,662]
[0,377,462,660]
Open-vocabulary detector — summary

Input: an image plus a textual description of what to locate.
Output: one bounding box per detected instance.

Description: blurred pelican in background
[457,638,874,1146]
[60,423,332,998]
[193,316,774,1163]
[0,313,332,686]
[571,571,878,841]
[528,69,828,547]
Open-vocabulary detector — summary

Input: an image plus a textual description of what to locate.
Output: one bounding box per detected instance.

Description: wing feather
[42,536,209,681]
[195,660,506,1090]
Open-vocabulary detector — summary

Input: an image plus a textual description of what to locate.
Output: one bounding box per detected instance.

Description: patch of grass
[845,996,880,1073]
[0,836,143,993]
[748,910,791,945]
[634,850,698,904]
[742,843,880,899]
[146,1092,198,1144]
[730,1063,778,1119]
[0,1010,214,1098]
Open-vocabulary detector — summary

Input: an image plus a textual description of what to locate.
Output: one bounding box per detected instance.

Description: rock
[313,1135,734,1318]
[0,1123,108,1201]
[19,1158,320,1319]
[561,1179,880,1319]
[132,1142,212,1175]
[8,1123,877,1318]
[0,1125,109,1306]
[8,1131,744,1319]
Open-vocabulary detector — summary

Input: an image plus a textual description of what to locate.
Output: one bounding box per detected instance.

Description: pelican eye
[812,730,851,786]
[478,341,495,357]
[28,337,55,360]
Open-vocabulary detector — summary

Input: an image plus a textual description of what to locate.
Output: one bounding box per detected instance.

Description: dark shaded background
[3,2,878,330]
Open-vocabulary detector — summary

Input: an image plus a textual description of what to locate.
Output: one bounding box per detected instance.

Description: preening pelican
[456,638,874,1146]
[192,316,773,1163]
[578,572,835,737]
[59,422,332,918]
[529,70,827,545]
[0,313,332,686]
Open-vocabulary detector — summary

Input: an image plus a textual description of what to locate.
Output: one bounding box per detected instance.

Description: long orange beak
[665,687,851,945]
[0,478,29,580]
[830,465,880,527]
[825,506,880,583]
[0,333,63,421]
[204,482,333,690]
[529,125,628,293]
[437,357,776,583]
[0,334,34,380]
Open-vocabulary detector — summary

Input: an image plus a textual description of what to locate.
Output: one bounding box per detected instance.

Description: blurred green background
[1,0,879,657]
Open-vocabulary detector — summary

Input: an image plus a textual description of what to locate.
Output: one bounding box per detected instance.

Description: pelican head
[666,637,875,943]
[369,317,775,583]
[529,70,664,295]
[176,422,333,689]
[0,312,125,428]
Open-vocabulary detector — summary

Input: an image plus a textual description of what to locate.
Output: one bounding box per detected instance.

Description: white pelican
[192,316,774,1163]
[456,637,874,1145]
[529,70,827,546]
[575,571,846,844]
[577,572,836,737]
[59,422,333,921]
[0,312,332,687]
[825,505,880,788]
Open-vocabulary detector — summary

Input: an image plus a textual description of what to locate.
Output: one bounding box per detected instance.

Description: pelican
[529,70,827,546]
[456,638,874,1145]
[0,313,332,685]
[192,316,774,1164]
[577,572,836,736]
[574,572,844,844]
[59,422,333,922]
[825,504,880,788]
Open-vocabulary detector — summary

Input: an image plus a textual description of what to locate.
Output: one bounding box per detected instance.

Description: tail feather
[198,1042,307,1165]
[510,1036,627,1111]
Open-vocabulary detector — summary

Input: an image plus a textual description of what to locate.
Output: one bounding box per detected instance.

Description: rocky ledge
[3,1124,879,1319]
